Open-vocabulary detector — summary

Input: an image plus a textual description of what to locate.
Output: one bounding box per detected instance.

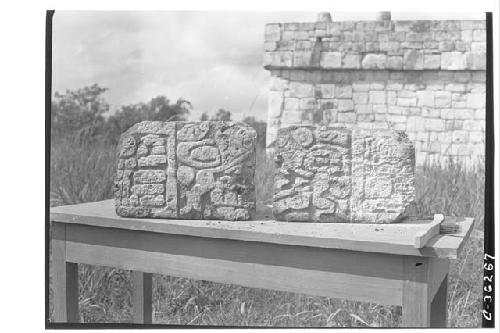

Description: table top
[50,199,475,259]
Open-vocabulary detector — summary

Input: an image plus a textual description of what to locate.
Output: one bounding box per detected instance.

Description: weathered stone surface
[423,54,441,69]
[115,121,257,220]
[441,52,467,70]
[361,54,386,69]
[274,126,415,223]
[263,16,486,167]
[264,19,486,71]
[320,52,342,68]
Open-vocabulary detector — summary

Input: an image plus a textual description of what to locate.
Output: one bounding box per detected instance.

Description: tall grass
[415,158,485,229]
[50,143,116,206]
[49,141,485,327]
[414,159,485,327]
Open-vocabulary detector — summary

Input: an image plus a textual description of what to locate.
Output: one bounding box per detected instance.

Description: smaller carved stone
[274,125,415,223]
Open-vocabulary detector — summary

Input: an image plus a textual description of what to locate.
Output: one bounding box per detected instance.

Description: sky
[52,11,484,121]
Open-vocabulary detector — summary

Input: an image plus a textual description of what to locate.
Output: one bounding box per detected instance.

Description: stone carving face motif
[114,121,257,220]
[274,126,415,223]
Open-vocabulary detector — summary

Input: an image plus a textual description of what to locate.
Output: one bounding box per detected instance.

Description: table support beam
[52,223,79,323]
[131,271,153,324]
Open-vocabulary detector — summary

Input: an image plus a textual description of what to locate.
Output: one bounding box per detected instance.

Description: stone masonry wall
[264,15,486,167]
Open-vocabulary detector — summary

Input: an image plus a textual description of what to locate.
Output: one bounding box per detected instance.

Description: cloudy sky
[52,11,484,121]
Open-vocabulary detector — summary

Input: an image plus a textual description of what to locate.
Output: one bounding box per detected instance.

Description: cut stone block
[115,121,257,220]
[273,126,415,223]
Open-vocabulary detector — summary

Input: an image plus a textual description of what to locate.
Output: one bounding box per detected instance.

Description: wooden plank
[427,258,450,300]
[413,214,443,248]
[131,271,152,324]
[430,274,448,327]
[401,256,431,327]
[50,200,474,258]
[51,223,79,323]
[66,242,404,306]
[419,217,475,259]
[65,223,405,281]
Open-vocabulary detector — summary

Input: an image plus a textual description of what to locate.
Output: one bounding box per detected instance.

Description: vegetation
[49,85,484,327]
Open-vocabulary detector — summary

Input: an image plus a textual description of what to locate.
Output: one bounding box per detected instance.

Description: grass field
[48,142,485,327]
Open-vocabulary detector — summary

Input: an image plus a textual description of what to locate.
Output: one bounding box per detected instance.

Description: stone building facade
[263,13,486,167]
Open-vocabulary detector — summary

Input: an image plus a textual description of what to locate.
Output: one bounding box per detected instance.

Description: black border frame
[482,11,495,329]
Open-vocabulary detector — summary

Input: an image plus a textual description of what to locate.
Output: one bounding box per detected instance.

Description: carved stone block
[274,126,415,223]
[114,121,257,220]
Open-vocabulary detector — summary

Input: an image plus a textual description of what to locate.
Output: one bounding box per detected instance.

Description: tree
[212,109,232,121]
[200,112,209,121]
[51,84,109,143]
[51,83,193,146]
[199,108,232,121]
[198,110,267,149]
[150,97,191,122]
[103,96,192,145]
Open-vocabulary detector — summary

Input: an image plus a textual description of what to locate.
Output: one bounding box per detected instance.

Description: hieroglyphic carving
[274,126,415,223]
[350,128,415,223]
[114,121,257,220]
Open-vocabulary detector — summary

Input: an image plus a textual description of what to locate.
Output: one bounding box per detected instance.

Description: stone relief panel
[114,121,257,220]
[274,126,415,223]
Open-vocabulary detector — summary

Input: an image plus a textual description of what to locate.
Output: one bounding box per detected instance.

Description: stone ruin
[114,121,257,220]
[264,12,486,167]
[274,126,415,223]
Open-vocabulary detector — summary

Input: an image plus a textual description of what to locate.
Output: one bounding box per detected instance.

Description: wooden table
[49,200,475,327]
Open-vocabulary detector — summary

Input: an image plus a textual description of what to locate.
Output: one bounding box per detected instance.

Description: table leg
[402,257,449,328]
[52,223,79,323]
[430,274,448,327]
[402,257,431,327]
[131,271,153,324]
